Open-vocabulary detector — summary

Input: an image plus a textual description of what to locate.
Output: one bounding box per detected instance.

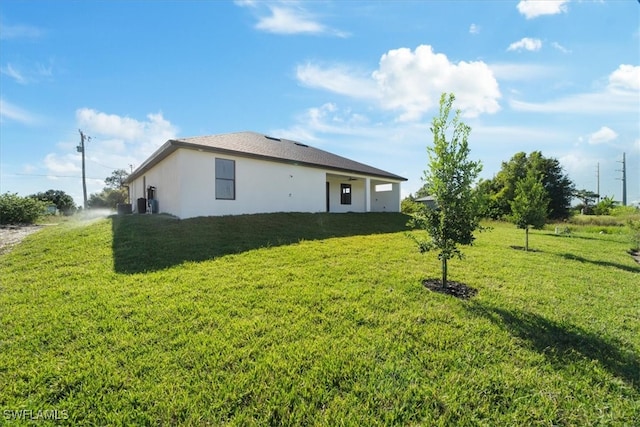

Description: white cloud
[22,164,37,174]
[608,64,640,91]
[297,45,501,122]
[75,109,177,156]
[489,63,556,81]
[237,2,347,37]
[35,109,180,193]
[558,151,598,182]
[374,46,501,120]
[257,6,325,35]
[587,126,618,145]
[16,109,179,202]
[44,153,80,175]
[0,22,44,40]
[469,24,480,35]
[507,37,542,52]
[0,98,38,124]
[271,102,388,146]
[510,65,640,114]
[551,42,570,54]
[77,109,147,140]
[296,64,379,100]
[510,91,637,114]
[36,61,53,79]
[0,60,54,85]
[517,0,569,19]
[0,64,27,84]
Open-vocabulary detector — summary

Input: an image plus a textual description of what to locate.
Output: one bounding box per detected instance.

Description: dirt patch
[422,279,478,299]
[0,225,43,255]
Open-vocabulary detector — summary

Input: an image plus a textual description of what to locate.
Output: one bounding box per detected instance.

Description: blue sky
[1,0,638,207]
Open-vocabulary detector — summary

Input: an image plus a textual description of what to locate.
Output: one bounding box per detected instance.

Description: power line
[87,159,125,170]
[4,173,106,179]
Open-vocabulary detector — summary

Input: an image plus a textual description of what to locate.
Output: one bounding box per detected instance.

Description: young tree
[409,93,483,287]
[401,194,422,215]
[87,169,131,210]
[104,168,130,189]
[573,189,599,214]
[87,188,128,209]
[593,196,617,216]
[484,151,574,220]
[510,171,548,251]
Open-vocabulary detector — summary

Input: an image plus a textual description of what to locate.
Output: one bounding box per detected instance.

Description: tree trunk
[525,227,529,252]
[442,257,448,288]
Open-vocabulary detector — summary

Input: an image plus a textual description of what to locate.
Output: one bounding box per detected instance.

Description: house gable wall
[130,150,182,216]
[137,148,327,218]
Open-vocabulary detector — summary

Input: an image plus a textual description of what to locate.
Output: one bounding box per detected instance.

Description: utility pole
[596,162,600,201]
[616,152,626,206]
[77,130,90,209]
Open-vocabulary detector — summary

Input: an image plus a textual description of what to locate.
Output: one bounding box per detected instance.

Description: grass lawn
[1,212,638,426]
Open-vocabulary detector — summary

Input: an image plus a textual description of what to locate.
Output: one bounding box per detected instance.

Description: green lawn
[1,213,638,426]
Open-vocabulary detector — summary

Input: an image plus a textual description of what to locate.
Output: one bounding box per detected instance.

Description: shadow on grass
[546,233,603,242]
[559,253,640,274]
[509,245,542,252]
[467,303,640,391]
[111,212,410,274]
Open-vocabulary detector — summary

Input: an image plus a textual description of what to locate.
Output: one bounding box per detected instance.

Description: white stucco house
[125,131,407,219]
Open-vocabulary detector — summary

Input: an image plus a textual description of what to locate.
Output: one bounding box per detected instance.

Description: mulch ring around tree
[422,279,478,299]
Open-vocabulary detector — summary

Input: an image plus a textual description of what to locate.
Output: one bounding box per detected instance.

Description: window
[215,158,235,200]
[340,183,351,205]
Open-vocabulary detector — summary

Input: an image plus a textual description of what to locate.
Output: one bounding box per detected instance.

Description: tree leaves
[409,93,483,286]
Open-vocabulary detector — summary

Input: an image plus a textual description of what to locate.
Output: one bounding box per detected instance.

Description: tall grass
[1,213,638,425]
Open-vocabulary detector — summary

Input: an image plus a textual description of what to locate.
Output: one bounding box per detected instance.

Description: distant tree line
[477,151,574,221]
[406,150,576,222]
[30,189,77,215]
[0,169,131,224]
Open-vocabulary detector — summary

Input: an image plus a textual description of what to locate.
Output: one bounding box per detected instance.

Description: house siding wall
[207,152,326,217]
[326,175,366,213]
[135,148,327,218]
[129,147,403,218]
[371,182,401,212]
[130,150,181,216]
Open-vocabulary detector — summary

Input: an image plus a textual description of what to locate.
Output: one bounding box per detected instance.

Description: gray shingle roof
[127,131,407,182]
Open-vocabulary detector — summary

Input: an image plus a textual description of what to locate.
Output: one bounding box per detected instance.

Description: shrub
[0,192,48,225]
[611,205,640,217]
[567,215,624,227]
[401,196,423,215]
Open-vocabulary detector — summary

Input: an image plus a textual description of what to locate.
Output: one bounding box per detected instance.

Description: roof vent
[294,142,308,148]
[265,135,281,142]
